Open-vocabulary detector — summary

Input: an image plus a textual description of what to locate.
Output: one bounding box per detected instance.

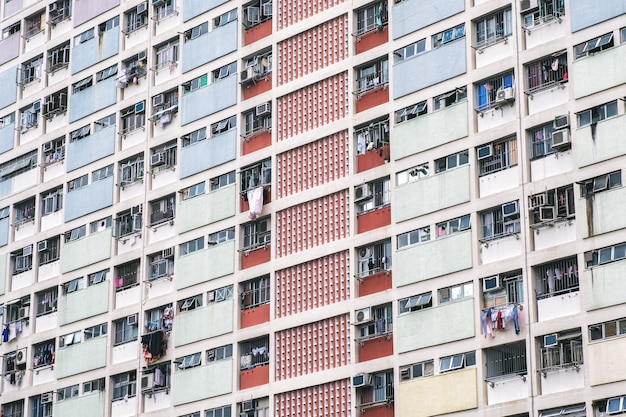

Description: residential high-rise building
[0,0,625,416]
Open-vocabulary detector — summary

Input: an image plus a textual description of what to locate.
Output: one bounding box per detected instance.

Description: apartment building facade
[0,0,625,416]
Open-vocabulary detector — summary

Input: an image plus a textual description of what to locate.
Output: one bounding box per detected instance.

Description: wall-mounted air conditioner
[529,193,546,209]
[482,275,501,292]
[354,184,372,202]
[355,307,372,324]
[151,152,165,167]
[37,241,48,252]
[352,373,372,388]
[477,144,493,160]
[539,206,555,221]
[502,201,519,217]
[551,129,570,148]
[544,333,558,347]
[16,348,27,365]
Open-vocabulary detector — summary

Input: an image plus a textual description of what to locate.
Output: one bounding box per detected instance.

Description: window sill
[473,34,510,53]
[33,364,54,374]
[538,362,583,377]
[525,80,567,98]
[530,216,574,231]
[358,331,393,344]
[480,232,521,246]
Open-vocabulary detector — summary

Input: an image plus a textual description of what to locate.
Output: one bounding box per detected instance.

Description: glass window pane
[599,248,612,264]
[605,321,617,337]
[451,354,464,369]
[440,356,451,371]
[614,244,626,260]
[465,351,476,366]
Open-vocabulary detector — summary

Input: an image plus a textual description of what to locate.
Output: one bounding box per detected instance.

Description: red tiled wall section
[274,379,351,417]
[277,0,347,30]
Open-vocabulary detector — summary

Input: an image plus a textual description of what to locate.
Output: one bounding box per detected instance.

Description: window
[526,52,568,94]
[355,58,389,95]
[208,285,234,303]
[240,336,269,369]
[149,194,175,226]
[210,172,236,191]
[30,394,52,417]
[243,104,271,137]
[399,292,432,314]
[88,269,107,286]
[241,275,270,309]
[120,155,144,185]
[14,198,35,226]
[358,304,392,339]
[50,0,72,23]
[120,102,146,135]
[32,339,55,369]
[208,227,235,244]
[120,54,148,86]
[538,329,583,371]
[42,138,65,167]
[184,22,208,41]
[0,112,15,128]
[69,125,90,142]
[474,8,512,48]
[114,208,142,238]
[210,115,236,136]
[214,9,237,27]
[439,281,473,304]
[579,170,622,198]
[84,323,107,340]
[125,3,149,33]
[3,401,24,417]
[483,270,524,307]
[175,353,201,370]
[57,385,79,402]
[98,16,119,34]
[151,89,178,121]
[435,150,469,173]
[585,241,626,268]
[90,217,112,233]
[12,246,33,275]
[178,294,202,312]
[241,159,271,193]
[47,41,70,73]
[207,345,232,362]
[395,102,426,124]
[355,118,389,154]
[432,23,465,48]
[72,76,92,93]
[577,100,618,127]
[396,163,428,185]
[243,0,272,29]
[436,215,471,237]
[206,405,232,417]
[154,0,176,21]
[1,22,20,39]
[393,39,426,63]
[485,341,527,379]
[529,123,559,159]
[355,1,388,36]
[574,32,614,60]
[144,304,173,332]
[179,237,204,256]
[181,127,207,147]
[400,360,434,381]
[356,370,393,406]
[434,87,467,110]
[114,315,139,345]
[242,217,271,250]
[154,38,179,71]
[112,371,137,401]
[213,62,237,81]
[96,64,118,82]
[19,103,40,132]
[142,361,171,392]
[356,177,390,214]
[529,185,575,225]
[440,351,476,372]
[149,249,174,280]
[59,331,81,348]
[24,11,44,39]
[356,240,392,277]
[397,226,430,249]
[61,277,83,295]
[535,256,579,299]
[242,50,272,83]
[18,55,43,86]
[64,225,86,242]
[476,72,515,111]
[181,182,205,200]
[481,201,521,241]
[4,296,30,324]
[539,405,585,417]
[589,317,626,342]
[38,236,60,265]
[35,287,58,317]
[92,165,113,182]
[83,378,105,394]
[477,136,517,176]
[150,141,177,173]
[115,260,140,291]
[182,74,208,94]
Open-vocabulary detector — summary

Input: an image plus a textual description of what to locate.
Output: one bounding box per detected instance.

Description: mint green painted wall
[396,230,473,286]
[172,358,233,406]
[56,336,107,379]
[576,187,626,238]
[572,45,626,98]
[583,260,626,311]
[54,392,106,417]
[173,298,234,347]
[397,298,475,353]
[59,281,109,325]
[575,115,626,167]
[177,185,236,234]
[176,241,235,290]
[392,101,468,161]
[395,164,470,223]
[61,229,112,273]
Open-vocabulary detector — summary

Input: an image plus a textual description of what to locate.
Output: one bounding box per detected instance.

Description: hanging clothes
[247,186,264,220]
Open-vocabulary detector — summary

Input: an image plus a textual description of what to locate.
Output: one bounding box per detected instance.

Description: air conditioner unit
[477,144,493,160]
[355,307,372,324]
[553,114,569,129]
[16,348,27,365]
[352,373,372,388]
[134,101,145,113]
[241,400,255,412]
[358,247,371,259]
[551,129,570,148]
[529,193,546,209]
[539,206,555,221]
[482,275,501,292]
[137,49,147,62]
[141,373,154,391]
[502,201,519,217]
[354,184,372,202]
[400,366,411,381]
[544,333,558,347]
[152,94,165,107]
[127,314,138,326]
[256,103,270,115]
[37,241,48,252]
[18,306,29,320]
[43,141,53,152]
[503,87,515,100]
[40,392,53,404]
[240,68,257,83]
[32,101,41,112]
[162,247,173,258]
[151,152,165,166]
[131,205,142,216]
[137,2,148,14]
[23,245,33,256]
